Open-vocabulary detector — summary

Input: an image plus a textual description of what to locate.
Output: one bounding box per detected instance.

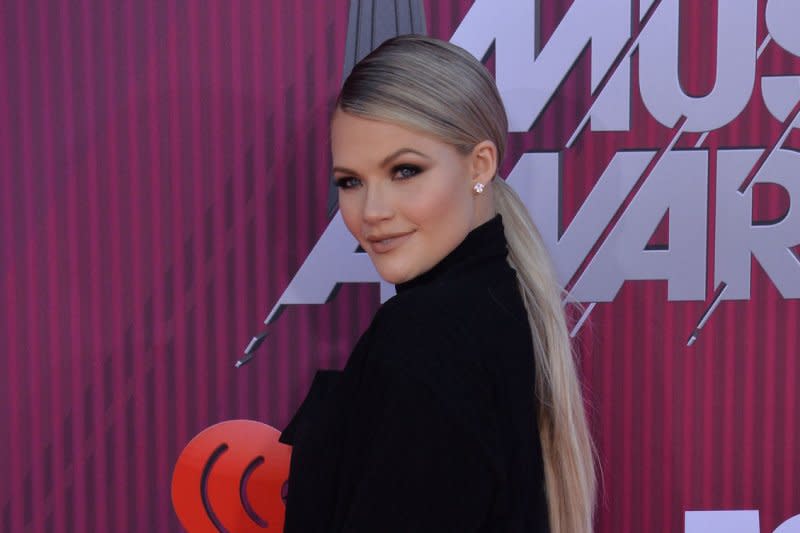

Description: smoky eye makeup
[392,164,423,179]
[332,161,425,189]
[333,176,360,189]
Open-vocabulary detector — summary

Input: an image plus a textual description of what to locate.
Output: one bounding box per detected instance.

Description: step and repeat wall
[1,0,798,531]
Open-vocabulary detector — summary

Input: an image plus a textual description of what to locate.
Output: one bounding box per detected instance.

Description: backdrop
[1,1,799,532]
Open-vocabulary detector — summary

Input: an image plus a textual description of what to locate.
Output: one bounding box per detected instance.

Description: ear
[469,140,498,187]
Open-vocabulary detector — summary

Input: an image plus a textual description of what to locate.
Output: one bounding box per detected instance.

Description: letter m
[451,0,630,132]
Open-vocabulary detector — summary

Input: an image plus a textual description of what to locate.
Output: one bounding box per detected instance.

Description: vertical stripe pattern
[0,1,798,532]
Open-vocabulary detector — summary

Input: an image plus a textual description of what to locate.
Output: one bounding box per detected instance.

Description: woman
[278,35,596,532]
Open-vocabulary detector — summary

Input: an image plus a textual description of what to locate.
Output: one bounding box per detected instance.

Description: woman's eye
[393,165,421,180]
[335,166,420,188]
[334,176,361,189]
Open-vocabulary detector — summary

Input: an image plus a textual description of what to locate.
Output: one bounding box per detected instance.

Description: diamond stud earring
[473,182,485,194]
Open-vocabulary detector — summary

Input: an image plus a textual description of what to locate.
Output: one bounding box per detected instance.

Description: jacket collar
[394,214,509,294]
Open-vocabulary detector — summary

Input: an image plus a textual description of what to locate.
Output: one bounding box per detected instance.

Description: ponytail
[494,178,597,533]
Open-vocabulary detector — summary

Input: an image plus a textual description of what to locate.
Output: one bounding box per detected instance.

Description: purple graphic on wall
[1,1,799,532]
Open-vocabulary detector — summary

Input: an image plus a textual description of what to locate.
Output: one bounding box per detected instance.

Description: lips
[366,231,414,254]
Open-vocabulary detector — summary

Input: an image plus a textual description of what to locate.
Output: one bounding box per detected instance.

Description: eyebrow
[332,148,431,175]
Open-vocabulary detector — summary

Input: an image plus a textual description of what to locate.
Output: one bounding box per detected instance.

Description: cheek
[338,193,364,240]
[405,171,471,226]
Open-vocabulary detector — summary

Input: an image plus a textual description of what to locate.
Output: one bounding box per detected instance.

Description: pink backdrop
[1,1,798,531]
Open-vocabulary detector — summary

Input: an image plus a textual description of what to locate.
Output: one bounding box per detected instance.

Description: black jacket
[279,214,549,532]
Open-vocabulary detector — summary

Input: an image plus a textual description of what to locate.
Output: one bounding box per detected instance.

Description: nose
[361,181,393,223]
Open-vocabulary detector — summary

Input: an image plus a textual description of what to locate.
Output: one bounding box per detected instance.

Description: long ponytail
[494,178,596,532]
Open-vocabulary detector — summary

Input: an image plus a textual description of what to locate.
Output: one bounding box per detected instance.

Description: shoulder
[369,285,483,371]
[370,272,530,365]
[377,267,523,329]
[361,284,504,428]
[354,310,504,472]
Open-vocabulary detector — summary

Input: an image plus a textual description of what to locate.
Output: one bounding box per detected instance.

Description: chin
[373,260,417,285]
[376,269,410,285]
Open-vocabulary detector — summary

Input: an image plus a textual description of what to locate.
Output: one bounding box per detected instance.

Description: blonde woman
[279,35,596,533]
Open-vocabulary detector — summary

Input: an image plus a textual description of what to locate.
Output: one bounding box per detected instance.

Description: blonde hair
[338,35,596,532]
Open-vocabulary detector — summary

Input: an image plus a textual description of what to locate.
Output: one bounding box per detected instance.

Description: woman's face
[331,109,494,284]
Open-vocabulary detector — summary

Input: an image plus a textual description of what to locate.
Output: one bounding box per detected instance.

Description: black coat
[279,214,549,532]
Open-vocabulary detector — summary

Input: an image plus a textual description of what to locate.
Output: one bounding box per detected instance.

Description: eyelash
[334,164,422,190]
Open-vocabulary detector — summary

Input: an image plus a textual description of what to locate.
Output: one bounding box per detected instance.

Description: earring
[473,182,485,194]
